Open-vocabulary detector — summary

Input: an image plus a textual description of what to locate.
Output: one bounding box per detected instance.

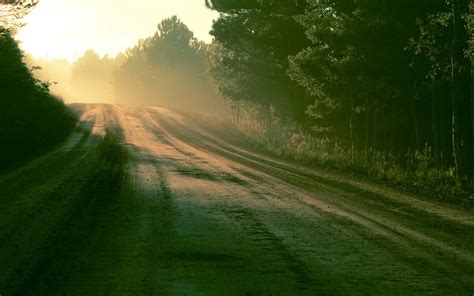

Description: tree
[411,0,472,178]
[288,1,430,159]
[0,0,38,29]
[207,0,473,185]
[206,0,311,122]
[69,50,122,102]
[469,2,474,159]
[0,28,76,170]
[113,16,224,113]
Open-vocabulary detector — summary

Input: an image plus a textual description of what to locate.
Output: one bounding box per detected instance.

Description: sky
[16,0,218,61]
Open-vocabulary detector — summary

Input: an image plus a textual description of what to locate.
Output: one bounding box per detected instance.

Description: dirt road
[1,104,473,295]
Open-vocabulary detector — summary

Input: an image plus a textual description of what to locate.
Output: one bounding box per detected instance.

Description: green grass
[0,129,128,295]
[228,116,473,209]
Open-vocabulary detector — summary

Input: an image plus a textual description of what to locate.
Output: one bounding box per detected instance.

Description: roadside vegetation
[225,104,472,208]
[4,0,473,203]
[25,50,125,104]
[0,27,76,171]
[205,0,474,204]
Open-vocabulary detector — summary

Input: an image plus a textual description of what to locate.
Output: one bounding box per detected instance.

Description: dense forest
[205,0,474,198]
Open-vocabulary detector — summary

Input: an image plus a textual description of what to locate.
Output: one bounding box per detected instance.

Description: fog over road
[1,104,473,295]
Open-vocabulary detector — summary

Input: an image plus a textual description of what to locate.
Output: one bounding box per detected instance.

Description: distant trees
[207,0,473,181]
[113,16,225,113]
[26,50,124,103]
[24,55,74,99]
[70,50,123,102]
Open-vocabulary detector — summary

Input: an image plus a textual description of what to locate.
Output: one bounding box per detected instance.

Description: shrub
[0,28,77,171]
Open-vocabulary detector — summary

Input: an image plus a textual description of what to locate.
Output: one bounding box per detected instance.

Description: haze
[15,0,223,109]
[2,1,474,294]
[16,0,218,61]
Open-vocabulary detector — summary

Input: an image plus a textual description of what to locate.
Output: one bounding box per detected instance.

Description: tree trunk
[471,46,474,176]
[410,92,420,151]
[470,2,474,145]
[470,2,474,176]
[451,0,462,178]
[349,84,355,163]
[373,110,378,151]
[431,80,441,163]
[233,101,241,124]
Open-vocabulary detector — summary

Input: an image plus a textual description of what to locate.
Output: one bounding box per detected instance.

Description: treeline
[113,16,227,114]
[32,16,227,114]
[206,0,474,188]
[27,51,124,103]
[0,28,76,170]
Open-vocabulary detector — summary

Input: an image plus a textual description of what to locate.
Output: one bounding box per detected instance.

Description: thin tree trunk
[383,113,388,152]
[470,2,474,176]
[364,107,369,166]
[372,109,378,162]
[470,2,474,148]
[236,101,241,124]
[432,80,441,163]
[349,83,355,163]
[410,93,420,151]
[471,46,474,176]
[451,0,462,178]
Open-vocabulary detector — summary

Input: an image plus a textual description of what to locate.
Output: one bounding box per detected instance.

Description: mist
[25,16,230,116]
[26,51,124,104]
[113,16,230,116]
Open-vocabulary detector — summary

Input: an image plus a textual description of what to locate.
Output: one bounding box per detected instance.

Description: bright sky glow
[16,0,218,61]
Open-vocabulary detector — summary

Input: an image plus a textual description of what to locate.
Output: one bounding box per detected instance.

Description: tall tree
[206,0,311,122]
[289,1,432,155]
[113,16,223,113]
[412,0,472,178]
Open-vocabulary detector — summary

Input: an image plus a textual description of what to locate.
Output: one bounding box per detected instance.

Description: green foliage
[208,0,474,192]
[469,2,474,58]
[233,106,468,205]
[207,0,311,120]
[0,28,77,170]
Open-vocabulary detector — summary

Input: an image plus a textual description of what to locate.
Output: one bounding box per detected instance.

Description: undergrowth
[232,111,473,209]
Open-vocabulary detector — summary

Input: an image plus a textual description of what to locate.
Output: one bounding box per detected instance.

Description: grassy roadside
[0,129,128,295]
[0,29,78,173]
[199,117,474,210]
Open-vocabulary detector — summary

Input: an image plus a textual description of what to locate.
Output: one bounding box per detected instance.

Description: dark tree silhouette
[0,28,76,170]
[207,0,474,190]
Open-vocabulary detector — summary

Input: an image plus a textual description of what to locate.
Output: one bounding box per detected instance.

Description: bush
[0,28,77,171]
